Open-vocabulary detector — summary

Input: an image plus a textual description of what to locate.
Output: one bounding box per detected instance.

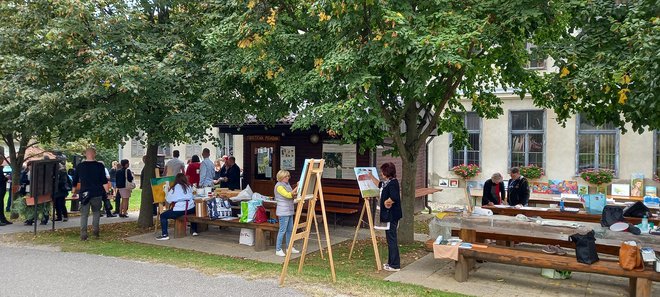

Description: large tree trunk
[4,134,28,219]
[399,156,418,244]
[137,142,158,228]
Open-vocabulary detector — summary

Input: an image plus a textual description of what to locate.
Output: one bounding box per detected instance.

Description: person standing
[198,148,214,188]
[72,147,108,241]
[109,161,120,215]
[156,173,197,240]
[164,150,185,177]
[507,167,530,207]
[370,162,402,272]
[0,167,10,225]
[213,158,224,185]
[274,170,299,256]
[185,155,201,187]
[482,173,506,206]
[53,162,71,222]
[115,159,134,218]
[219,156,241,190]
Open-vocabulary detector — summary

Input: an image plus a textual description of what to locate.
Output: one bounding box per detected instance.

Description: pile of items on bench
[427,201,660,297]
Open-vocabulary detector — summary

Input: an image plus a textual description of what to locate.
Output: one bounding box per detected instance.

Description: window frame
[524,43,547,70]
[508,110,546,169]
[448,112,482,169]
[130,139,145,158]
[574,114,620,176]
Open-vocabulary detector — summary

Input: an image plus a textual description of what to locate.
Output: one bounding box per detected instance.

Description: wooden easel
[348,196,381,271]
[279,159,336,285]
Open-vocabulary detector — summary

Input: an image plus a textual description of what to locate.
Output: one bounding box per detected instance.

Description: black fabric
[0,173,7,222]
[482,179,506,205]
[569,230,599,264]
[623,201,651,218]
[54,195,68,220]
[54,169,70,199]
[600,206,625,227]
[115,168,134,189]
[628,224,641,235]
[219,164,241,190]
[507,177,530,206]
[386,219,401,269]
[19,170,29,195]
[73,161,108,198]
[379,179,402,222]
[109,168,117,183]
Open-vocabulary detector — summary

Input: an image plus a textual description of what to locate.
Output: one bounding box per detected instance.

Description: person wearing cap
[507,167,530,207]
[72,147,108,240]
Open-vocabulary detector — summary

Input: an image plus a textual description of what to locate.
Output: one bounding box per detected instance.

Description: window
[217,133,234,157]
[185,144,203,159]
[576,115,618,174]
[510,110,544,168]
[525,43,546,70]
[451,112,481,167]
[655,131,659,177]
[130,139,145,158]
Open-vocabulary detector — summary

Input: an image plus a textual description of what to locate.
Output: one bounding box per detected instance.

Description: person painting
[274,170,299,257]
[482,173,506,206]
[507,167,530,207]
[72,147,109,240]
[156,173,197,240]
[115,159,134,218]
[369,162,402,272]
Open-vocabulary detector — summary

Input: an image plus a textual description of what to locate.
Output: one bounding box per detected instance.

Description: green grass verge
[5,221,467,297]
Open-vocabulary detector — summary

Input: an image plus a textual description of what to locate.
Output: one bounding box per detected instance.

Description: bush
[580,169,614,185]
[452,164,481,179]
[519,165,545,179]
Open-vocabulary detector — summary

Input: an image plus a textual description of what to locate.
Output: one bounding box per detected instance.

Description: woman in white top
[156,173,197,240]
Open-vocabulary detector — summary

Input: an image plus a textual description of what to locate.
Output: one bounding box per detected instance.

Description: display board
[280,146,295,170]
[354,167,379,198]
[321,142,356,180]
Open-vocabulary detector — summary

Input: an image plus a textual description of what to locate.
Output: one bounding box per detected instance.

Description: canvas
[548,180,579,194]
[630,173,644,197]
[578,185,589,195]
[354,167,380,198]
[532,182,550,194]
[466,181,484,189]
[611,184,631,196]
[439,179,449,187]
[644,186,657,197]
[449,179,459,188]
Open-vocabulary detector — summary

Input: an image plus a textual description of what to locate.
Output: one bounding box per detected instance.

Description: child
[274,170,298,256]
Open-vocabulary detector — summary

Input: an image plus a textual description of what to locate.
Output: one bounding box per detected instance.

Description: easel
[279,159,336,285]
[348,196,381,271]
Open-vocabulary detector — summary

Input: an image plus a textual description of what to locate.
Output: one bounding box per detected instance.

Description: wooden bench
[305,186,360,225]
[455,244,659,296]
[173,216,279,252]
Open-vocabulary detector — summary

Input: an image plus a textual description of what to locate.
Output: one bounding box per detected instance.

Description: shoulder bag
[125,169,136,190]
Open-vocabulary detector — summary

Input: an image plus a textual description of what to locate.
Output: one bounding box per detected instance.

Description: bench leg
[173,219,187,238]
[254,228,266,252]
[633,278,652,297]
[197,223,208,233]
[454,254,470,282]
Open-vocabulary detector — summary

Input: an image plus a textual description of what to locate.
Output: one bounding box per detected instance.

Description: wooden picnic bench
[482,205,659,225]
[455,229,659,297]
[303,186,360,225]
[174,216,280,252]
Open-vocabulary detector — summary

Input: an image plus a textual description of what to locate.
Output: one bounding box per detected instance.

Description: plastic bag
[239,201,249,223]
[246,199,262,223]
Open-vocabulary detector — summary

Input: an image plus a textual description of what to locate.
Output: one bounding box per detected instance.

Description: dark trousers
[114,191,121,214]
[0,187,7,222]
[54,195,68,219]
[102,196,113,215]
[160,207,197,236]
[386,219,401,269]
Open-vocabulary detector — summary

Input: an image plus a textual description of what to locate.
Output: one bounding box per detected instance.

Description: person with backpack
[53,162,71,222]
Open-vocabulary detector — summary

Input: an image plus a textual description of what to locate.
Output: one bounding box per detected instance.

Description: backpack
[623,201,651,218]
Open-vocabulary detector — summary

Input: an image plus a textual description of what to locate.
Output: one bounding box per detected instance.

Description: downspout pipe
[424,135,436,214]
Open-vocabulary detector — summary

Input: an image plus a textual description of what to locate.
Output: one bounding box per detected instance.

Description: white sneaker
[192,232,199,236]
[384,265,400,272]
[275,250,286,257]
[290,248,300,254]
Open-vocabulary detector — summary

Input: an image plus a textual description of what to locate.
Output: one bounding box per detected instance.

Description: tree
[206,1,570,242]
[536,0,659,133]
[66,1,215,227]
[0,0,88,213]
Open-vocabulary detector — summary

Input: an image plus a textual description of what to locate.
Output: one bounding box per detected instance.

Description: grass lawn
[4,220,466,297]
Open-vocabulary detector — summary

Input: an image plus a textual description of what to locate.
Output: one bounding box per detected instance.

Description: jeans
[160,207,197,236]
[80,196,102,237]
[276,215,294,251]
[386,219,401,269]
[54,195,68,220]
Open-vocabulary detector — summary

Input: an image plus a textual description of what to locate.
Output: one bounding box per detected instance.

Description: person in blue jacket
[369,162,402,272]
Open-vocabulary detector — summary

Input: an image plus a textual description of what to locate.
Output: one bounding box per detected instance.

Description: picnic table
[482,205,660,225]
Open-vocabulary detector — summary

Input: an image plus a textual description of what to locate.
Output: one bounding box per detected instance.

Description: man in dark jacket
[72,147,108,240]
[219,156,241,190]
[53,162,71,222]
[507,167,530,206]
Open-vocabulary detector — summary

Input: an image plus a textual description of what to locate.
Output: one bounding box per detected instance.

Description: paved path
[0,244,306,297]
[0,211,139,235]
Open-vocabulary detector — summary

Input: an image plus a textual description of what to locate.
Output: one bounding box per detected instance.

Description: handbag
[206,198,232,220]
[619,241,644,271]
[600,205,624,227]
[125,169,136,190]
[253,206,267,223]
[569,230,599,264]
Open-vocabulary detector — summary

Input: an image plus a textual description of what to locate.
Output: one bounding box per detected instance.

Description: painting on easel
[354,167,380,198]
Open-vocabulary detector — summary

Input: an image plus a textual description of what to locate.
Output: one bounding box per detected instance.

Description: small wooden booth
[217,119,429,225]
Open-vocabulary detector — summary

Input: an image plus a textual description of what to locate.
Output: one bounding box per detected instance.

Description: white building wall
[428,96,657,207]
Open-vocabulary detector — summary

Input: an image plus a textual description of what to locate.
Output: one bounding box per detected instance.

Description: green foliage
[537,0,659,133]
[580,169,614,186]
[519,165,545,179]
[451,164,481,180]
[42,139,118,168]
